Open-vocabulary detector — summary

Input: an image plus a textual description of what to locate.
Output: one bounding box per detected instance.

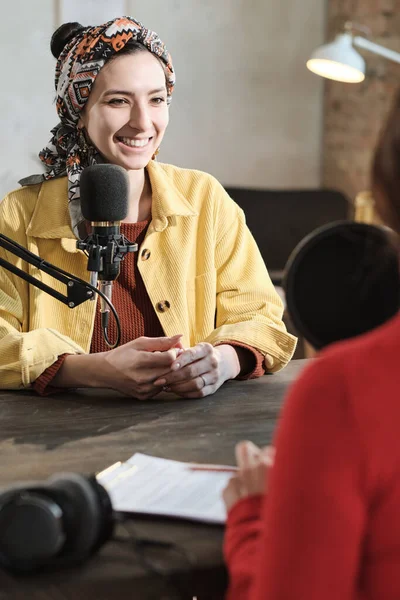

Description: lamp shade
[307,33,365,83]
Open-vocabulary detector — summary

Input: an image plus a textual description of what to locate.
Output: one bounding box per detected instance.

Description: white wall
[0,0,55,196]
[0,0,325,199]
[130,0,326,188]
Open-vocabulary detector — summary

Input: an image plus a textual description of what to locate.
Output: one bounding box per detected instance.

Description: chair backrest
[224,187,351,279]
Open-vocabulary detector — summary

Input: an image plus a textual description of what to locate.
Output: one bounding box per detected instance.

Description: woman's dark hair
[51,22,86,59]
[371,90,400,234]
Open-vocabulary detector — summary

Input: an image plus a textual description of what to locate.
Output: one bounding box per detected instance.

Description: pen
[189,464,238,473]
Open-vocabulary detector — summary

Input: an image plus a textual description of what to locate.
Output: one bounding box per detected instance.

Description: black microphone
[78,165,138,345]
[283,221,400,350]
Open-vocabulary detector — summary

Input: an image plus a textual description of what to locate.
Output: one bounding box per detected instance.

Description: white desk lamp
[307,22,400,83]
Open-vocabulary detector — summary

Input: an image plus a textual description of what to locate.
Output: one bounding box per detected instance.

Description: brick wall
[323,0,400,203]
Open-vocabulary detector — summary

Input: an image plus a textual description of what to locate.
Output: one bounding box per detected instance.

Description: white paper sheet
[97,453,234,524]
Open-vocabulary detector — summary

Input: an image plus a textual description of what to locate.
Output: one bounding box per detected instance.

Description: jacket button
[141,249,151,260]
[156,300,171,313]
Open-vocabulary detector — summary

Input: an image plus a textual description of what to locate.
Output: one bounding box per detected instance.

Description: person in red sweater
[222,88,400,599]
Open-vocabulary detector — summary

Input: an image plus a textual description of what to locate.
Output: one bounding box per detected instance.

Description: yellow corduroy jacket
[0,161,296,389]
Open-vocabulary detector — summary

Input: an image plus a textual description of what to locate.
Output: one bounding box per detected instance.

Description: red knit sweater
[224,312,400,600]
[34,221,264,395]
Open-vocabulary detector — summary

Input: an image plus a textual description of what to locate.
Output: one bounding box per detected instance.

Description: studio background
[0,0,324,198]
[1,0,398,203]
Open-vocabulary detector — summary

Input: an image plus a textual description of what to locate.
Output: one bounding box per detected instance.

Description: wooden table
[0,359,307,600]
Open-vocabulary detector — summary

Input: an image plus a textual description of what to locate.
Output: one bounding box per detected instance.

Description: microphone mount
[76,226,138,284]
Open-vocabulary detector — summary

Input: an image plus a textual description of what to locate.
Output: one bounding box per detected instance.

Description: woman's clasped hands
[101,337,241,400]
[152,342,242,399]
[102,334,184,400]
[55,336,243,400]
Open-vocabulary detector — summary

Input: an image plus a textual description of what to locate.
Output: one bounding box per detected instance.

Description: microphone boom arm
[0,228,137,349]
[0,233,123,348]
[0,234,94,308]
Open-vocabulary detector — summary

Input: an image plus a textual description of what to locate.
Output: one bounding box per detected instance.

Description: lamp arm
[353,36,400,65]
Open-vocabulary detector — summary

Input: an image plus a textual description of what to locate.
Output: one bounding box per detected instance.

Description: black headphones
[0,473,114,574]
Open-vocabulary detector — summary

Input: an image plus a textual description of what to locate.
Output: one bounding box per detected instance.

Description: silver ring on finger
[200,374,206,389]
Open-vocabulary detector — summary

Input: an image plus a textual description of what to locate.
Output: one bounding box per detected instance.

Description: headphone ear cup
[0,474,114,573]
[46,473,113,563]
[85,475,115,553]
[0,486,66,573]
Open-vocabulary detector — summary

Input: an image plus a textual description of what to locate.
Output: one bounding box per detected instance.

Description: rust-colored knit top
[90,220,164,352]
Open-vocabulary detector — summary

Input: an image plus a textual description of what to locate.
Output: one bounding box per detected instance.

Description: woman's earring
[152,147,160,161]
[77,127,90,161]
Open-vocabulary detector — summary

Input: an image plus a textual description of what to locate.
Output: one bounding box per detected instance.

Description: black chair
[224,187,351,285]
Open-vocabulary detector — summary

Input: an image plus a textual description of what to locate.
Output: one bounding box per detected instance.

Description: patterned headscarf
[38,16,175,239]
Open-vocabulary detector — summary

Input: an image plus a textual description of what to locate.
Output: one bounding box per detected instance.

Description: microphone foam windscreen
[284,221,400,350]
[80,164,129,222]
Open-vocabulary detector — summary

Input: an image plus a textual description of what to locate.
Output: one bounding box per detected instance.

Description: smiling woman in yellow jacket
[0,161,295,390]
[0,17,296,399]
